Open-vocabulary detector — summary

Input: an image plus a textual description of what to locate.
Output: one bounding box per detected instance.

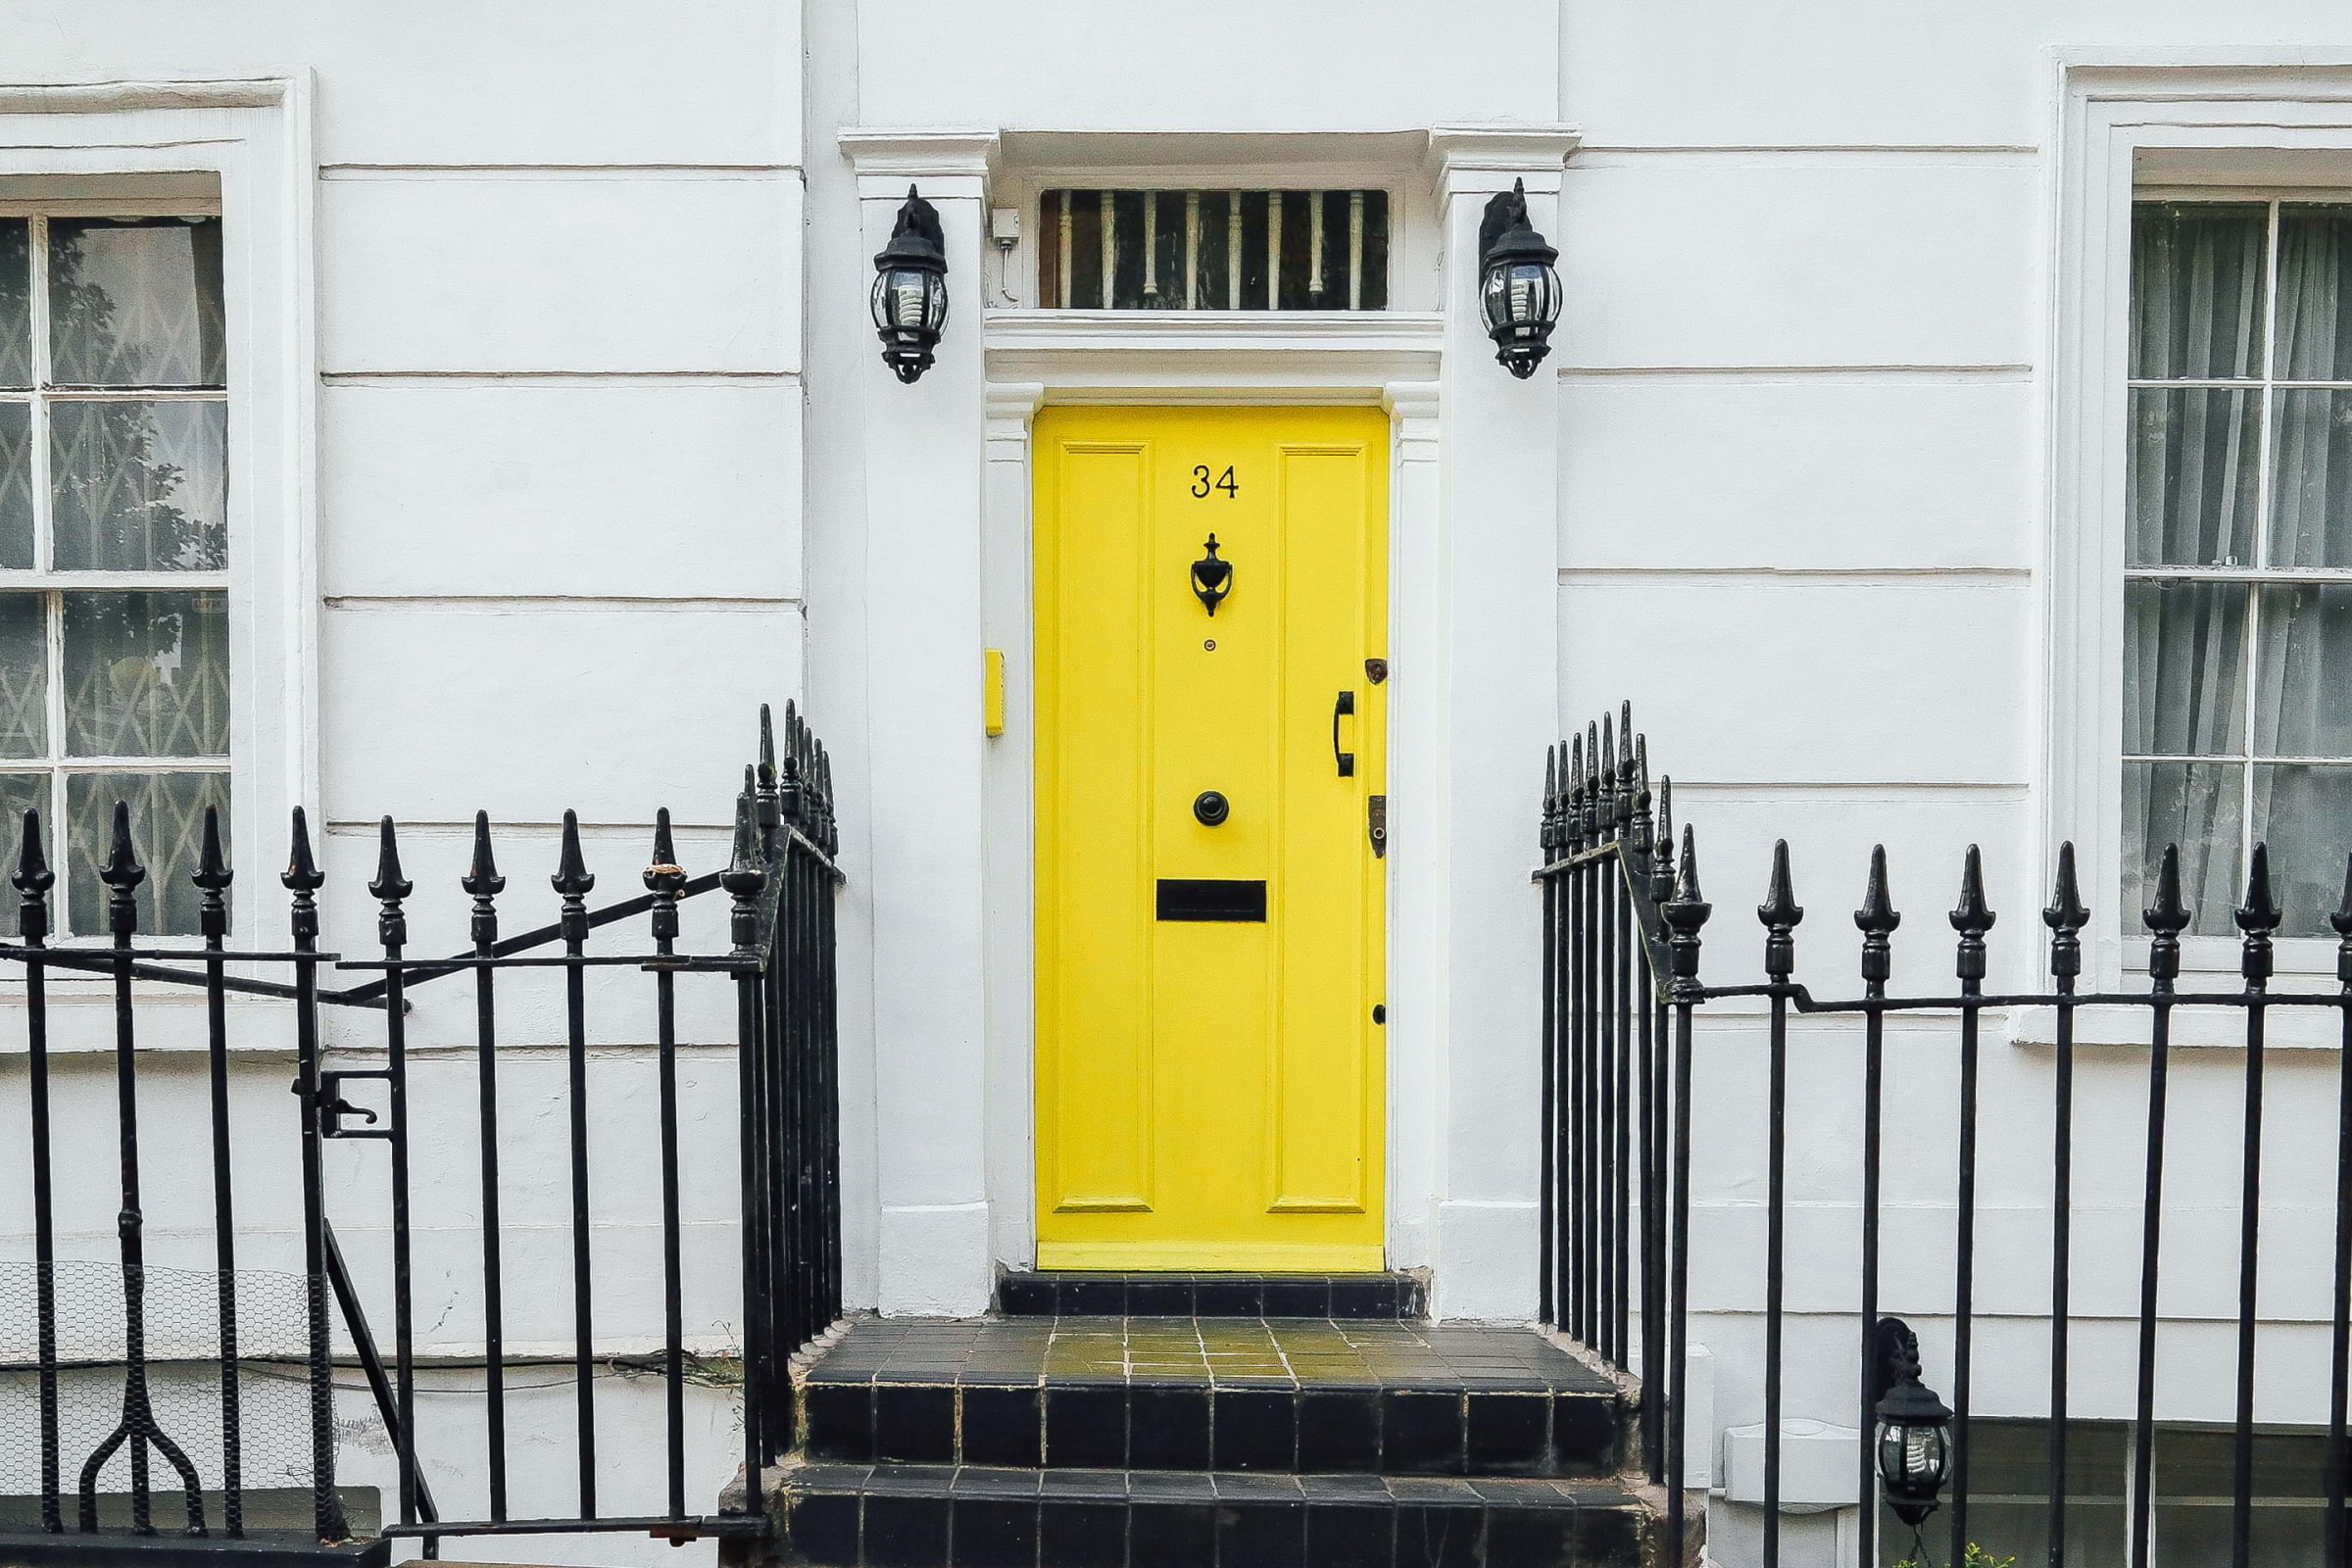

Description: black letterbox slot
[1155,878,1268,922]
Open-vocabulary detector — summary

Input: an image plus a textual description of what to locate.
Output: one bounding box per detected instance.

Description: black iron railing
[1538,702,2352,1568]
[1,702,842,1560]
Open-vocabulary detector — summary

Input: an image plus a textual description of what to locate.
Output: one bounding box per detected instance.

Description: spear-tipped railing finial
[1566,733,1587,854]
[195,805,231,946]
[1855,844,1900,992]
[1629,733,1653,863]
[14,808,53,944]
[1947,843,1995,992]
[280,806,322,946]
[2043,842,2088,990]
[2235,841,2281,989]
[2143,843,2190,992]
[371,816,412,949]
[645,808,688,946]
[1648,777,1677,905]
[463,809,505,954]
[98,801,147,939]
[1663,823,1712,995]
[723,768,769,958]
[1758,839,1804,980]
[553,809,596,949]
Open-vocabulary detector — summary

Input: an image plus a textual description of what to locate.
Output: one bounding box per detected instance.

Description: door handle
[1332,690,1355,778]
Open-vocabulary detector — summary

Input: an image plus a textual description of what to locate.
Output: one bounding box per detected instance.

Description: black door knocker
[1191,534,1232,616]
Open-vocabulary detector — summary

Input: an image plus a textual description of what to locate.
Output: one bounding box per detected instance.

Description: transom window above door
[0,211,229,937]
[2126,199,2352,939]
[1038,188,1390,311]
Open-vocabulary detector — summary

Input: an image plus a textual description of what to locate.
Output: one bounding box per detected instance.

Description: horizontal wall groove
[1556,363,2034,382]
[322,818,736,833]
[319,163,802,179]
[1572,144,2039,159]
[320,369,802,386]
[323,594,803,612]
[1558,565,2031,584]
[1659,779,2031,795]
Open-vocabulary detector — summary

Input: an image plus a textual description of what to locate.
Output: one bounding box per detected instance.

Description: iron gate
[0,703,841,1563]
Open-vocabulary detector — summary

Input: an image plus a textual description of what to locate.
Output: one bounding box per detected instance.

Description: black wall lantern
[1478,176,1562,379]
[1870,1317,1955,1529]
[871,184,949,383]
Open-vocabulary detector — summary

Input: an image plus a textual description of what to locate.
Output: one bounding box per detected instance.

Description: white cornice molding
[984,310,1442,354]
[840,127,1000,177]
[1382,380,1443,426]
[1425,122,1581,195]
[984,311,1443,393]
[984,380,1046,443]
[0,76,296,114]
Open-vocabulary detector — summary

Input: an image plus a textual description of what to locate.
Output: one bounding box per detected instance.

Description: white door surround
[844,123,1576,1319]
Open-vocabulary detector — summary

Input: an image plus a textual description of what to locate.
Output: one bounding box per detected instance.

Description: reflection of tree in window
[48,219,226,573]
[1,213,230,936]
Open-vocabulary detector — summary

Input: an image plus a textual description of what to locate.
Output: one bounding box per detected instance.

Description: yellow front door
[1034,405,1388,1271]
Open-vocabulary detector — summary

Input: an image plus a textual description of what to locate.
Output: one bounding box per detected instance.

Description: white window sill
[0,977,305,1054]
[2008,998,2346,1051]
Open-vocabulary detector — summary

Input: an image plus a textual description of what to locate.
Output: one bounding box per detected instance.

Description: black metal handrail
[1538,701,2352,1568]
[2,701,844,1559]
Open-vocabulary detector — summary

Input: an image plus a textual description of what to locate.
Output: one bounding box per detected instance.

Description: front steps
[746,1274,1685,1568]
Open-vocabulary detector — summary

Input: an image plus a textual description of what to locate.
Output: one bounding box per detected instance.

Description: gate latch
[1368,794,1387,858]
[315,1067,394,1141]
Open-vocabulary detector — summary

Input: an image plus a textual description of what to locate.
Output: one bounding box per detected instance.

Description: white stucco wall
[0,6,801,1563]
[4,4,2352,1565]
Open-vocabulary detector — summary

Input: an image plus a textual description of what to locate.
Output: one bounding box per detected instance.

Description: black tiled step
[802,1318,1622,1479]
[777,1461,1649,1568]
[996,1271,1427,1320]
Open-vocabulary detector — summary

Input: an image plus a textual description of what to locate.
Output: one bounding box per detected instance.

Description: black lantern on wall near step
[1477,176,1562,379]
[871,184,949,384]
[1871,1317,1954,1527]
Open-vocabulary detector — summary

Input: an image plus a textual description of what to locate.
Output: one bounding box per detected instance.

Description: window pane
[2132,203,2269,380]
[2128,387,2262,565]
[2154,1503,2324,1568]
[0,400,30,568]
[2125,579,2249,755]
[61,590,229,759]
[1963,1420,2130,1496]
[50,399,227,571]
[2157,1426,2331,1498]
[0,218,27,388]
[2268,388,2352,566]
[0,773,44,854]
[0,593,44,758]
[64,769,226,937]
[2278,203,2352,381]
[2125,760,2243,938]
[2255,765,2352,938]
[2254,584,2352,756]
[46,217,225,387]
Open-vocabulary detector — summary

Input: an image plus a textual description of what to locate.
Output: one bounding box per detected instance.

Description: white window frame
[0,78,316,999]
[2051,54,2352,994]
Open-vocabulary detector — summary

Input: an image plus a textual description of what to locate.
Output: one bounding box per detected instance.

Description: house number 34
[1191,465,1239,499]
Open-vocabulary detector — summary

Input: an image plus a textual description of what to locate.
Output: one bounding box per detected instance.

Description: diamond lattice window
[0,213,228,936]
[1038,189,1389,311]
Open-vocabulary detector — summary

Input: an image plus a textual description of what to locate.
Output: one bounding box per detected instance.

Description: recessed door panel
[1035,406,1387,1271]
